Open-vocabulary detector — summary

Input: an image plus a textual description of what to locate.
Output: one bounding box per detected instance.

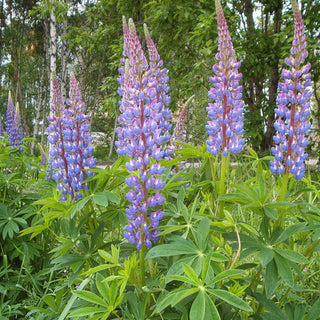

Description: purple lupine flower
[206,0,244,157]
[270,0,312,180]
[47,75,73,199]
[6,92,16,147]
[64,71,96,198]
[0,121,4,137]
[116,18,171,249]
[173,105,188,147]
[12,103,24,151]
[47,73,96,201]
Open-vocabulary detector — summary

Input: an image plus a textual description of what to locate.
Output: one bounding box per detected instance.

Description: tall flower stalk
[270,0,312,196]
[47,73,96,201]
[116,18,171,256]
[13,103,24,151]
[206,0,244,216]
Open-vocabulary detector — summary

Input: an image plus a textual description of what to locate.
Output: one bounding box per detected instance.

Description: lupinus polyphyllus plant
[270,0,312,181]
[206,0,244,157]
[116,18,171,250]
[47,73,96,201]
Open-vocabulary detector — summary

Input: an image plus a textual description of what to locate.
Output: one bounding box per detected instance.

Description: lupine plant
[116,18,171,254]
[205,0,245,215]
[270,0,312,189]
[47,72,96,201]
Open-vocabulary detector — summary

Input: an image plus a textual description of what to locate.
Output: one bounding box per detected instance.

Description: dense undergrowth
[0,138,319,320]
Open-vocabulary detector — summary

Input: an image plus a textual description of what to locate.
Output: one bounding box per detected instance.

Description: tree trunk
[263,0,282,152]
[61,4,69,102]
[31,63,45,154]
[49,0,57,108]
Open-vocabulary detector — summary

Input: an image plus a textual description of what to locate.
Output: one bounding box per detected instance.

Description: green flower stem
[275,173,290,227]
[218,154,229,218]
[140,245,146,287]
[279,172,289,201]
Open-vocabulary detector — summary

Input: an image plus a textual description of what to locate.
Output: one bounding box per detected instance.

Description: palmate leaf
[146,237,198,259]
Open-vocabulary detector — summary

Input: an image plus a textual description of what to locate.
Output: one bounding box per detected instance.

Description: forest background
[0,0,319,157]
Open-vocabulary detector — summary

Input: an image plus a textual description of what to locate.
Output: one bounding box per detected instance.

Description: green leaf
[207,289,252,312]
[211,252,228,262]
[155,288,199,314]
[195,217,210,251]
[92,192,109,206]
[146,239,198,259]
[265,259,278,298]
[274,253,293,286]
[42,295,56,310]
[274,249,308,264]
[273,223,306,245]
[166,275,200,287]
[204,292,221,320]
[305,299,320,320]
[190,291,205,320]
[96,273,109,302]
[72,290,108,308]
[263,206,278,219]
[206,269,244,286]
[183,264,202,286]
[238,222,259,237]
[252,292,286,319]
[260,247,274,267]
[69,307,107,317]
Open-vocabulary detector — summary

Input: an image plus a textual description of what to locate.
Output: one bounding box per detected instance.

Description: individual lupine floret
[206,0,244,157]
[116,18,170,250]
[270,0,312,180]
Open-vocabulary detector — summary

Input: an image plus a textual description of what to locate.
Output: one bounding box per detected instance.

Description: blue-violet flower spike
[206,0,245,157]
[270,0,312,180]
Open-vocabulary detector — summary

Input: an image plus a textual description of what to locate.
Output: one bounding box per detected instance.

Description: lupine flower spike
[270,0,312,180]
[47,73,96,201]
[6,92,16,147]
[13,103,24,150]
[206,0,244,157]
[0,121,4,137]
[116,18,171,249]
